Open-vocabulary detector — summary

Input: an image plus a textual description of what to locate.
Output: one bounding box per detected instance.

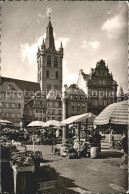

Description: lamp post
[61,91,68,143]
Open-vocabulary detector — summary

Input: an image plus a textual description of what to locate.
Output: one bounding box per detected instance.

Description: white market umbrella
[27,121,45,127]
[0,119,13,124]
[94,100,128,126]
[44,120,66,128]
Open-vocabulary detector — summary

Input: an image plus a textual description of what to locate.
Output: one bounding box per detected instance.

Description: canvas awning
[94,100,128,125]
[62,112,96,125]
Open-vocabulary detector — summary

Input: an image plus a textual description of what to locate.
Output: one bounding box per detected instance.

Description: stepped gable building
[77,60,118,115]
[63,84,87,118]
[1,77,40,126]
[37,16,63,92]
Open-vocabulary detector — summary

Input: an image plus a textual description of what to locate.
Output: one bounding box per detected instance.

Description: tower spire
[45,13,55,50]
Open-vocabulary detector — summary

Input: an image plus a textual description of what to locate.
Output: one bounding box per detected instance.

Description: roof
[46,88,62,100]
[81,72,90,82]
[1,77,40,101]
[1,77,40,92]
[65,84,86,95]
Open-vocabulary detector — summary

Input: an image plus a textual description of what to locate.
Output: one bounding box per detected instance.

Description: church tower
[37,15,63,93]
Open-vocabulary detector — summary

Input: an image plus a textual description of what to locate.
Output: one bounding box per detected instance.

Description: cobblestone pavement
[27,141,128,193]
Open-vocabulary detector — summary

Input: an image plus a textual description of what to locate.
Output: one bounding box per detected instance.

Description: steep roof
[1,77,40,92]
[81,72,90,82]
[1,77,40,101]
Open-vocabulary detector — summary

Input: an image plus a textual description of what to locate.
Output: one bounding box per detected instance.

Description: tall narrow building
[37,16,63,93]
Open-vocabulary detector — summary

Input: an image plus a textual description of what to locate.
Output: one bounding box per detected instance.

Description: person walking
[109,130,115,149]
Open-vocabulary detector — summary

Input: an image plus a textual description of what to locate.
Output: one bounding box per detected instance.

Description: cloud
[81,41,99,49]
[63,73,78,86]
[20,36,70,65]
[20,34,46,64]
[101,14,127,39]
[55,38,70,49]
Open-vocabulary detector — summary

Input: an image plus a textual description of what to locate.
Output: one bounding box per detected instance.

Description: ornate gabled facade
[77,60,118,115]
[37,17,63,92]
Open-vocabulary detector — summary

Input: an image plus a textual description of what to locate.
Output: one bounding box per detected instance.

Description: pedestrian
[120,129,128,169]
[92,129,102,152]
[109,129,115,149]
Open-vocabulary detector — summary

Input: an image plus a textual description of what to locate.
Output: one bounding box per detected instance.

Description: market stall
[56,112,97,158]
[94,100,128,168]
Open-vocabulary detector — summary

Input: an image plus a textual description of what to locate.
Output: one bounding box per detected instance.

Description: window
[52,102,55,107]
[54,57,58,67]
[47,55,51,66]
[46,70,49,78]
[47,109,51,114]
[19,104,21,109]
[12,103,15,108]
[17,113,20,118]
[43,117,46,122]
[56,71,58,79]
[43,109,46,113]
[6,103,9,108]
[6,113,9,118]
[58,102,62,108]
[52,117,55,120]
[52,109,55,114]
[103,80,105,85]
[58,110,62,115]
[8,85,12,90]
[12,113,15,118]
[58,117,62,121]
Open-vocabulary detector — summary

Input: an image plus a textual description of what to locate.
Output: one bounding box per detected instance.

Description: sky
[1,1,128,93]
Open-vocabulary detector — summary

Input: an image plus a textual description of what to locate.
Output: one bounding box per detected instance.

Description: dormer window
[8,85,12,90]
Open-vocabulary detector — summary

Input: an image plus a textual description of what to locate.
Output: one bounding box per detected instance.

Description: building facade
[23,91,47,124]
[1,81,24,127]
[77,60,118,115]
[37,18,63,92]
[1,77,40,127]
[63,84,87,118]
[46,89,62,121]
